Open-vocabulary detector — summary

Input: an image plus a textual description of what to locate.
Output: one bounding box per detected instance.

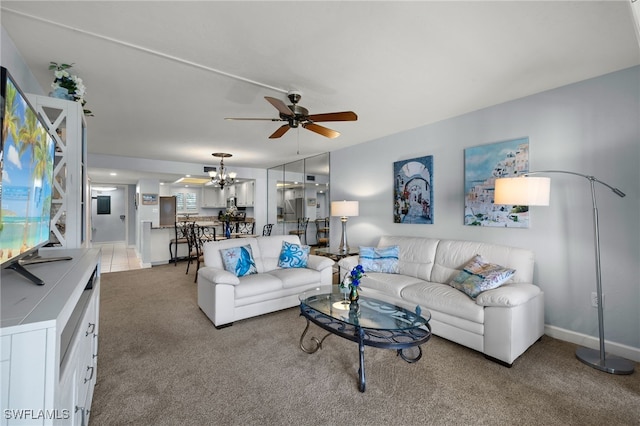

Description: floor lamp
[495,170,634,375]
[331,200,359,254]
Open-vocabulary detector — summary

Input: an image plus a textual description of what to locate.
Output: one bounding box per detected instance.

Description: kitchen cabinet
[236,181,255,207]
[202,187,226,208]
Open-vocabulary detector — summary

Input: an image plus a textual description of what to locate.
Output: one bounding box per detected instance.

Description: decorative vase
[349,285,359,302]
[49,87,74,101]
[348,299,360,321]
[225,222,231,239]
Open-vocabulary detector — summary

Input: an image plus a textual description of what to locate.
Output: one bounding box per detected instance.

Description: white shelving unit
[27,94,90,249]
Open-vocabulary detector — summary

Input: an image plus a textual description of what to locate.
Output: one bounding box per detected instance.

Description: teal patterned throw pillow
[359,245,399,273]
[278,241,310,268]
[220,245,258,277]
[449,254,515,299]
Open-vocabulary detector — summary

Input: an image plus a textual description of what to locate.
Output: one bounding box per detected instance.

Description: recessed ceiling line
[1,7,289,95]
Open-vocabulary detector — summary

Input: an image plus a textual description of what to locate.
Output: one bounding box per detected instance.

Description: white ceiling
[2,1,639,185]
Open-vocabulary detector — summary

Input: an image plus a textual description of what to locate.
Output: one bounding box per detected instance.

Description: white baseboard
[545,325,640,363]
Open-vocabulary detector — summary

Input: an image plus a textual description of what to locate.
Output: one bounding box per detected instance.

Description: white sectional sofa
[197,235,334,328]
[338,235,545,366]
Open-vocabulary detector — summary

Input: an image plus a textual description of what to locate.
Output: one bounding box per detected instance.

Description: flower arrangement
[347,264,365,287]
[49,62,93,116]
[340,264,365,303]
[219,206,238,223]
[340,264,365,290]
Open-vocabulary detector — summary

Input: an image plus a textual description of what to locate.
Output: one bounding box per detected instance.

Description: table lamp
[331,200,359,253]
[494,170,633,375]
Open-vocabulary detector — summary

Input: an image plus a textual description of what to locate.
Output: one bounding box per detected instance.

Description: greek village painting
[394,155,433,224]
[464,138,530,228]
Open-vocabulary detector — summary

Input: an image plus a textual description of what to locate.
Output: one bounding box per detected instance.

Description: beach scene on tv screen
[0,78,55,263]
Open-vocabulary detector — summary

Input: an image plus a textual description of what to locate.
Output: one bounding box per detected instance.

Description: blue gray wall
[330,66,640,360]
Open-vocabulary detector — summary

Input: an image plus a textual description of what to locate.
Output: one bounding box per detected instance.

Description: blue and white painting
[464,137,530,228]
[394,155,433,224]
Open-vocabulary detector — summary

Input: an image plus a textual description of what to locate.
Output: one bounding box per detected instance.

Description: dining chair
[262,224,273,236]
[186,223,212,282]
[199,225,217,242]
[185,223,198,275]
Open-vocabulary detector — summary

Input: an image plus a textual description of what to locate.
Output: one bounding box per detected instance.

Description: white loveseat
[338,236,544,366]
[197,235,334,328]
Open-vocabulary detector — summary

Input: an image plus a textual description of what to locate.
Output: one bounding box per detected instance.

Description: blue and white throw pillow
[220,245,258,277]
[278,241,310,268]
[449,254,515,299]
[359,245,399,273]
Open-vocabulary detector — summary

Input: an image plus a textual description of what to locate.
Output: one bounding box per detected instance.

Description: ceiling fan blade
[225,117,282,121]
[307,111,358,122]
[269,124,291,139]
[303,123,340,139]
[265,96,294,117]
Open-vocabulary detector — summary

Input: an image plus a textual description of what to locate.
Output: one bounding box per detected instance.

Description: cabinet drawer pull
[75,406,87,426]
[86,322,95,336]
[84,366,94,383]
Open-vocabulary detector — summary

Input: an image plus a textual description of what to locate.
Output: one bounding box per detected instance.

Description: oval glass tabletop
[299,286,430,330]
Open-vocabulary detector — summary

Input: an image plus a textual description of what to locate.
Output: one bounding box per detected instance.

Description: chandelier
[208,153,237,189]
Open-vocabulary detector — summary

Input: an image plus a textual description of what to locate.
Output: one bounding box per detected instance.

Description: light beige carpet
[90,263,640,425]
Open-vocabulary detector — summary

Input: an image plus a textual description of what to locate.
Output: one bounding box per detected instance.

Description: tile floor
[93,242,142,273]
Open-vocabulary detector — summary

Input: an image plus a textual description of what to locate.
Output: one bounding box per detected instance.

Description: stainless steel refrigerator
[284,197,305,221]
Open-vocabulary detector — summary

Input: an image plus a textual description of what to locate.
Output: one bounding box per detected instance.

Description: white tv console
[1,249,101,426]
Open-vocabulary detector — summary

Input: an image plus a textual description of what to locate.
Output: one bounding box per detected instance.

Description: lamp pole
[338,215,349,253]
[521,170,633,374]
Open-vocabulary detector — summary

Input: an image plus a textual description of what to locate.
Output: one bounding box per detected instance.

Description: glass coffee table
[298,286,431,392]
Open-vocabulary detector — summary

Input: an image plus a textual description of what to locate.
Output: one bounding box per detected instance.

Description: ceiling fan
[225,91,358,139]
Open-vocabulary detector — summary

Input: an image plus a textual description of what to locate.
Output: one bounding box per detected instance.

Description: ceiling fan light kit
[226,91,358,139]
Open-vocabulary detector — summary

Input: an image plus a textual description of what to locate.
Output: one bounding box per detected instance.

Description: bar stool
[237,221,255,236]
[169,220,190,266]
[289,217,309,244]
[315,217,329,246]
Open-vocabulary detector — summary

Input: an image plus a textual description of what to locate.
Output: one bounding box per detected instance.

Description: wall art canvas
[464,137,530,228]
[141,193,158,205]
[393,155,433,224]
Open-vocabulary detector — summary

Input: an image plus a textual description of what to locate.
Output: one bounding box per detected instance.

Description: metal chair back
[236,221,255,235]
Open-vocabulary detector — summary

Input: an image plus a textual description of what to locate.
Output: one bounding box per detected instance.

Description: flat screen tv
[0,66,65,285]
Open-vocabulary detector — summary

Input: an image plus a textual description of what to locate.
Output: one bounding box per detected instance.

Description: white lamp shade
[331,200,359,217]
[494,177,551,206]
